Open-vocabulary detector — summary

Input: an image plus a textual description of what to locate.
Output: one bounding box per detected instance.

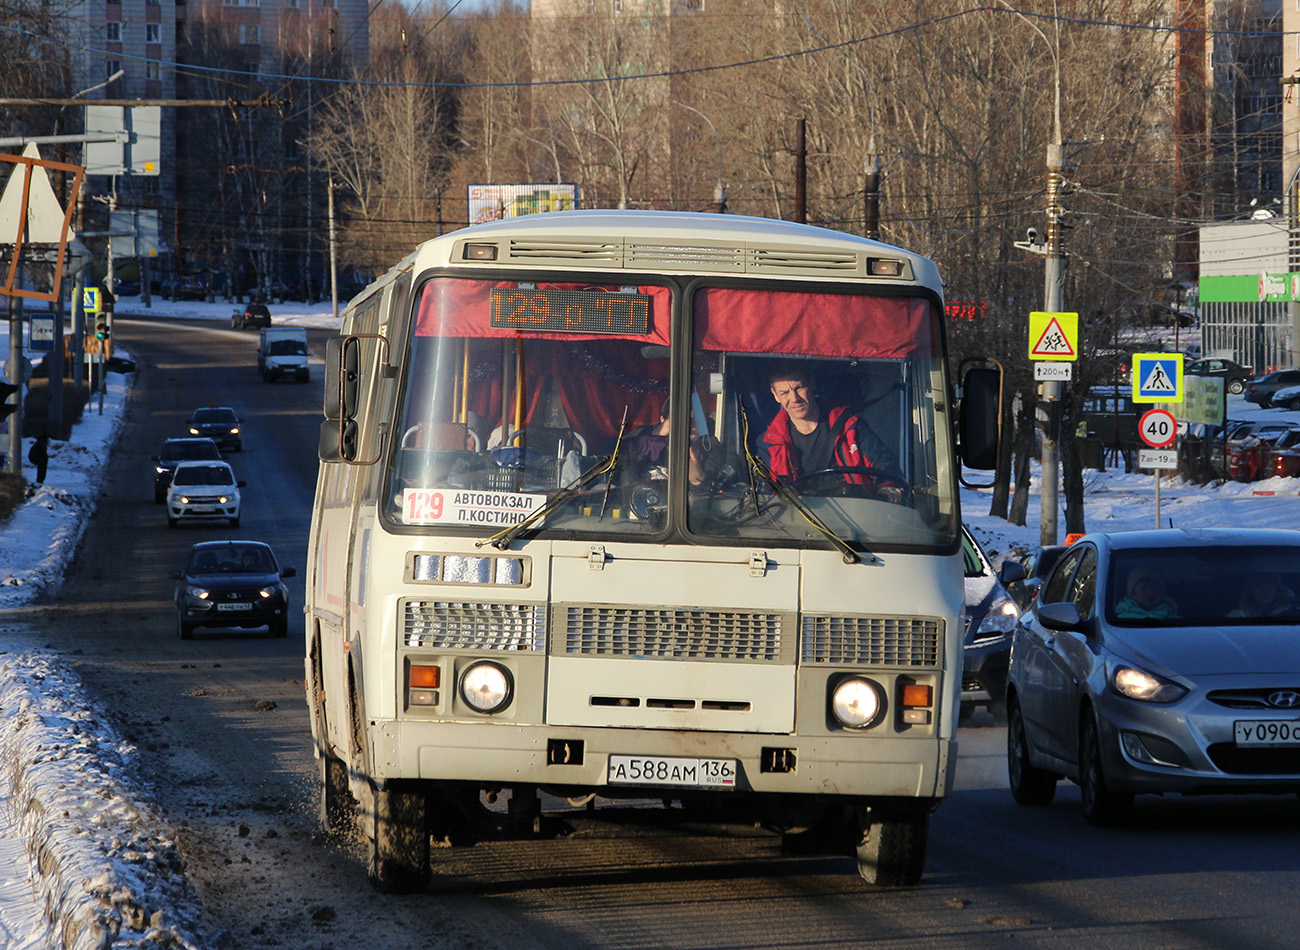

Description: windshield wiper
[738,403,863,565]
[477,408,629,551]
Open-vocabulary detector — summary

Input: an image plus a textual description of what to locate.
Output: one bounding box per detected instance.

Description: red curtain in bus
[694,287,931,358]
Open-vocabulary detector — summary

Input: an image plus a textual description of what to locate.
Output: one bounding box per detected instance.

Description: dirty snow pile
[0,298,337,948]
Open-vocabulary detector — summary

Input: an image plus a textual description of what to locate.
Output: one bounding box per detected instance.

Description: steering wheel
[793,466,911,502]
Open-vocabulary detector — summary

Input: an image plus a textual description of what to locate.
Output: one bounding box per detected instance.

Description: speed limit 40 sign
[1138,408,1177,448]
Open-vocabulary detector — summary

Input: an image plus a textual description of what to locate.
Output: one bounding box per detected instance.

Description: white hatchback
[167,460,244,528]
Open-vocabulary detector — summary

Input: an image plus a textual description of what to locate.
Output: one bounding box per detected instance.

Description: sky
[2,296,1300,945]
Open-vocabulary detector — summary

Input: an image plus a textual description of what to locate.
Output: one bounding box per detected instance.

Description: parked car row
[1245,368,1300,407]
[1225,421,1300,481]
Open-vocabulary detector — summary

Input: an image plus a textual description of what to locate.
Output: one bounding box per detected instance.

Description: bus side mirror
[321,335,362,462]
[957,362,1002,472]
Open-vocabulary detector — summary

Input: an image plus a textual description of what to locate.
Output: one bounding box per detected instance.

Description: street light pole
[1040,140,1066,546]
[660,92,725,213]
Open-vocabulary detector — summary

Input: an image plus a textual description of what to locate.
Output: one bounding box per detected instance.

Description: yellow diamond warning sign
[1028,311,1079,361]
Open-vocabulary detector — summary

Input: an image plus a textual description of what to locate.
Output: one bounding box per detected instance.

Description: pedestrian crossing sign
[1028,311,1078,361]
[1131,353,1183,403]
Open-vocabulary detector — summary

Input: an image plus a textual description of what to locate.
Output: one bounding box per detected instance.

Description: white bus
[306,210,1000,892]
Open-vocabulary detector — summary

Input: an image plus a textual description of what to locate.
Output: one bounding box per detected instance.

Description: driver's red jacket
[762,404,874,484]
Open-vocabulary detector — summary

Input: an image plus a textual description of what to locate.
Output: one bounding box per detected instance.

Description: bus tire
[367,782,430,894]
[854,809,928,887]
[318,754,355,835]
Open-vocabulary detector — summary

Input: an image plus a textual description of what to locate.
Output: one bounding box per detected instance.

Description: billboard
[467,183,577,225]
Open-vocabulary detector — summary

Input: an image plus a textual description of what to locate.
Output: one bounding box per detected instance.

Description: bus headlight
[831,677,882,729]
[460,661,513,713]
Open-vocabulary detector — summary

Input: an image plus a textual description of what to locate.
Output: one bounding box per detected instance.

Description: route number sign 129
[1138,408,1177,448]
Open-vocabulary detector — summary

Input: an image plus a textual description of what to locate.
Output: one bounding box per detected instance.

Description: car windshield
[190,546,273,573]
[193,409,236,424]
[172,465,234,487]
[1108,546,1300,626]
[267,340,305,355]
[383,276,956,552]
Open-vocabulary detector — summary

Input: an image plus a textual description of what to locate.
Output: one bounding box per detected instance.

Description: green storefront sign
[1199,272,1298,303]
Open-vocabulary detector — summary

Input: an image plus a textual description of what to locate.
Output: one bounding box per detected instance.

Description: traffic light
[95,319,109,341]
[0,380,18,422]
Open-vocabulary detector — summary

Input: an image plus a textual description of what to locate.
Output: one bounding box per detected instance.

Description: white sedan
[166,460,244,528]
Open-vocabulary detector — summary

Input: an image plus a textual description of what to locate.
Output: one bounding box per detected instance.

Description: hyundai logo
[227,592,242,600]
[1267,690,1300,708]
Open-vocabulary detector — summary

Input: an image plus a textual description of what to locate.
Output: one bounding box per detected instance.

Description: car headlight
[1111,664,1187,703]
[459,662,512,713]
[189,427,199,435]
[830,676,882,729]
[155,466,167,475]
[230,427,240,435]
[218,495,229,504]
[186,585,210,600]
[257,585,280,599]
[973,595,1019,640]
[178,495,191,504]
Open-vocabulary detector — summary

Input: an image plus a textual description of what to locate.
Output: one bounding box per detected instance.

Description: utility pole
[795,118,807,224]
[864,139,881,241]
[1039,140,1066,546]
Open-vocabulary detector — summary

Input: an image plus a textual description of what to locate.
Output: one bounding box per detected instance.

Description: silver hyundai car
[1006,528,1300,824]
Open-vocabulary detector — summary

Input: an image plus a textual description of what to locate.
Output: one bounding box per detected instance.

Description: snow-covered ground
[0,297,337,949]
[1,298,1298,946]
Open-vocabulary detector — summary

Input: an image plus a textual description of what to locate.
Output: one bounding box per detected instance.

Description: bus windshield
[385,276,955,550]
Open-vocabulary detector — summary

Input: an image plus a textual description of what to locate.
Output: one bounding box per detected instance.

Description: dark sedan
[961,526,1019,721]
[187,406,243,452]
[1007,528,1300,825]
[171,541,296,639]
[232,302,272,330]
[1244,368,1300,407]
[151,436,222,502]
[1185,357,1252,396]
[1000,543,1070,612]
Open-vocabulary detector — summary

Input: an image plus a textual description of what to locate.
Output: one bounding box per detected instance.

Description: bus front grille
[801,615,942,667]
[559,606,789,662]
[401,600,545,651]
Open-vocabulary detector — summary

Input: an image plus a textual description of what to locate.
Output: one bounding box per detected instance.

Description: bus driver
[762,363,898,487]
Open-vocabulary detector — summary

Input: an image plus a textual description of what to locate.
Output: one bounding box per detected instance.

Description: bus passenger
[762,363,897,485]
[623,401,704,485]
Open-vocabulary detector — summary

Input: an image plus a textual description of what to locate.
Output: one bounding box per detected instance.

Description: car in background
[187,406,243,452]
[166,460,244,528]
[1244,368,1300,407]
[1184,357,1252,396]
[1000,543,1070,612]
[961,526,1019,721]
[1261,428,1300,478]
[151,437,223,502]
[1267,383,1300,411]
[1006,528,1300,824]
[1226,423,1293,481]
[170,540,296,639]
[232,303,272,330]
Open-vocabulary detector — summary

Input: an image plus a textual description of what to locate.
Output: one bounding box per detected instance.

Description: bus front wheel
[367,781,431,894]
[853,808,928,887]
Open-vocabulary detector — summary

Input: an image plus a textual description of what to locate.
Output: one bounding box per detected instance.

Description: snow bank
[0,653,210,949]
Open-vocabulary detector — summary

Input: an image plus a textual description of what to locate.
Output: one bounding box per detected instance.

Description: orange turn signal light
[901,684,932,708]
[408,664,440,689]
